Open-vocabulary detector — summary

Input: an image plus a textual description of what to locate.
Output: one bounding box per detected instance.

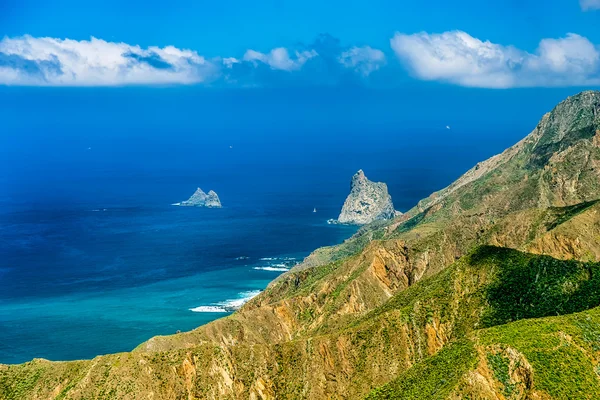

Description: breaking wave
[253,266,290,272]
[189,290,261,313]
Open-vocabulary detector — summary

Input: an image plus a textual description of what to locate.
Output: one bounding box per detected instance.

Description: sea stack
[337,170,400,224]
[177,188,222,208]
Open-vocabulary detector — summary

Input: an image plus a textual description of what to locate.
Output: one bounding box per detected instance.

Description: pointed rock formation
[178,188,222,208]
[337,170,400,225]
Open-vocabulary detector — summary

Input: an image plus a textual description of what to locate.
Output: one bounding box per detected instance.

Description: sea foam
[189,305,228,313]
[252,256,298,272]
[253,266,290,272]
[190,290,261,313]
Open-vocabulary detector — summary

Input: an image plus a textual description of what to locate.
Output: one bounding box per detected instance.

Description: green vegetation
[480,246,600,327]
[365,246,600,399]
[546,200,600,230]
[365,340,477,399]
[366,307,600,400]
[0,363,44,400]
[486,352,516,396]
[395,209,427,233]
[480,308,600,399]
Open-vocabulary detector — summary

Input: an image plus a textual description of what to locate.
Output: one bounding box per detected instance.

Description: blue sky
[1,0,600,88]
[2,0,599,54]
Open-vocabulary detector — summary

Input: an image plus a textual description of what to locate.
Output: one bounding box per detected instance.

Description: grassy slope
[4,245,600,399]
[368,306,600,400]
[368,245,600,399]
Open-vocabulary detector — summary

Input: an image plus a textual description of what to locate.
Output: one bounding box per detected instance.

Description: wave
[253,256,298,273]
[253,266,290,272]
[190,290,261,313]
[219,290,261,309]
[259,257,296,261]
[189,305,228,312]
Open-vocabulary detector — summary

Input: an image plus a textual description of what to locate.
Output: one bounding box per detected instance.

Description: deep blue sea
[0,86,582,364]
[0,183,358,364]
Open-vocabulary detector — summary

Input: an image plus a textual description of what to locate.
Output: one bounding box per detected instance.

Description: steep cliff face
[178,187,222,208]
[337,170,399,225]
[4,92,600,400]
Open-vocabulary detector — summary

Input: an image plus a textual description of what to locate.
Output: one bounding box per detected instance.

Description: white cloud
[242,47,317,71]
[525,34,600,85]
[0,35,218,86]
[581,0,600,10]
[0,36,349,86]
[6,32,596,89]
[390,30,600,88]
[222,57,240,69]
[338,46,386,76]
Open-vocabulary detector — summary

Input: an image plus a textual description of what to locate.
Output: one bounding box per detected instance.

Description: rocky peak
[352,169,368,186]
[337,170,400,225]
[409,90,600,216]
[205,190,222,208]
[178,187,222,208]
[526,90,600,163]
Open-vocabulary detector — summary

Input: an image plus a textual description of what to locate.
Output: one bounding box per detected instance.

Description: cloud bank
[391,31,600,88]
[580,0,600,10]
[0,36,217,86]
[0,35,385,87]
[1,31,600,88]
[242,48,317,71]
[339,46,386,76]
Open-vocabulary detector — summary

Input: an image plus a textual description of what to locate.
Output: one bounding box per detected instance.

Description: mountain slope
[409,90,600,217]
[369,305,600,400]
[4,245,600,399]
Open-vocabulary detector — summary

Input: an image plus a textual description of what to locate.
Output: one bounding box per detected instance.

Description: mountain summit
[337,170,399,224]
[410,90,600,220]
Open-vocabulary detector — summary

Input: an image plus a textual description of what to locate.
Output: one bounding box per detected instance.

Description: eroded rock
[337,170,400,225]
[177,188,222,208]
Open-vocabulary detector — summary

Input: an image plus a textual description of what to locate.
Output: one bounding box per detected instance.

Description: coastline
[0,222,356,365]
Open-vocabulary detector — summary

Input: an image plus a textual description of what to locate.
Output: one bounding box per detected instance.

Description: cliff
[337,170,399,224]
[3,91,600,399]
[177,187,222,208]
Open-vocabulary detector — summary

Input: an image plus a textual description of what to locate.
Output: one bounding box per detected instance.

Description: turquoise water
[0,193,357,364]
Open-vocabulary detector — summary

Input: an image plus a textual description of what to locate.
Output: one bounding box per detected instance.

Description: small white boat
[313,208,317,213]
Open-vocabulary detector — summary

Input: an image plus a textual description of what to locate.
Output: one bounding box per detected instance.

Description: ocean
[0,86,576,364]
[0,187,357,364]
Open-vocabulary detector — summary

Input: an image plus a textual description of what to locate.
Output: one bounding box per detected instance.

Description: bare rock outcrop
[176,188,222,208]
[337,170,400,225]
